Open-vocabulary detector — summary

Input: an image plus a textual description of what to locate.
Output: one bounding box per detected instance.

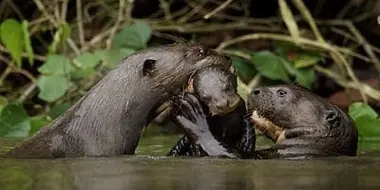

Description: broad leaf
[111,22,152,50]
[349,102,378,121]
[0,104,30,137]
[295,68,315,89]
[37,75,69,102]
[103,48,136,67]
[0,19,24,67]
[49,103,70,119]
[354,115,380,137]
[251,51,290,82]
[29,116,50,135]
[38,54,74,75]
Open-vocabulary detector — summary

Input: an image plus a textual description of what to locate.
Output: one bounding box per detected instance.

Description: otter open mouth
[250,110,286,144]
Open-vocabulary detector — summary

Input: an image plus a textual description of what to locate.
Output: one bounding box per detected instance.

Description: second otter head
[247,84,358,156]
[190,66,241,116]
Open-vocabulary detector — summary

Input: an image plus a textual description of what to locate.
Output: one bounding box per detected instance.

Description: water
[1,133,380,190]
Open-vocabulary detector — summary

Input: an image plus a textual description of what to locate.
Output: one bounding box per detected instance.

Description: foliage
[0,20,152,137]
[349,102,380,138]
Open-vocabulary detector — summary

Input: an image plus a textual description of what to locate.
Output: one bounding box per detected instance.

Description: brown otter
[167,65,255,158]
[248,84,358,159]
[172,84,358,159]
[6,43,231,158]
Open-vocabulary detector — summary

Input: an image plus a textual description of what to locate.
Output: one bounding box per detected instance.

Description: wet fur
[248,84,358,159]
[7,44,231,158]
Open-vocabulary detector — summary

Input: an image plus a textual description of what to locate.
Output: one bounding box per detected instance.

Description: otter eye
[277,89,287,97]
[197,48,208,58]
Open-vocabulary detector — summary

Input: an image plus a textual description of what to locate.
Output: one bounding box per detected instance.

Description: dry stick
[203,0,234,19]
[76,0,85,47]
[106,0,126,50]
[345,21,380,75]
[216,33,380,101]
[33,0,80,55]
[291,0,367,103]
[61,0,69,21]
[159,0,173,22]
[332,27,380,56]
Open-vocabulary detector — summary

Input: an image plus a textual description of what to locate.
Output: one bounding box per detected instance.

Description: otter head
[189,65,241,116]
[247,84,358,157]
[133,43,231,93]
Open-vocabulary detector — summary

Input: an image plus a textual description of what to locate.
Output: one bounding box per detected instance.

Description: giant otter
[172,84,358,159]
[167,65,255,158]
[7,43,231,158]
[248,84,358,159]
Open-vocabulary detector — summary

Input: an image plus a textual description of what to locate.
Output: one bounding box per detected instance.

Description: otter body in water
[248,85,358,159]
[7,44,231,158]
[173,84,358,159]
[168,66,255,158]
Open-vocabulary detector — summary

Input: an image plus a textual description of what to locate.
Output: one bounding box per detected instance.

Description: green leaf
[0,104,30,137]
[294,53,322,68]
[37,75,69,102]
[103,48,136,67]
[49,23,72,53]
[38,54,74,75]
[0,19,24,67]
[71,67,96,79]
[251,51,291,82]
[0,96,8,113]
[21,20,34,66]
[111,22,152,50]
[74,52,101,69]
[29,116,50,135]
[354,115,380,137]
[231,56,256,79]
[49,103,70,119]
[349,102,378,121]
[295,68,315,89]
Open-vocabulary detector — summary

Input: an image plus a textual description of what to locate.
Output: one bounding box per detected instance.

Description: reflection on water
[0,135,380,190]
[1,156,380,190]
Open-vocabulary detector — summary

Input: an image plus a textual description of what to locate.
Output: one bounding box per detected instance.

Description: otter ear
[325,110,338,124]
[142,59,156,77]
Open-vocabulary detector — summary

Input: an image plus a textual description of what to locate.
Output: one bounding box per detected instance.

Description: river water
[1,133,380,190]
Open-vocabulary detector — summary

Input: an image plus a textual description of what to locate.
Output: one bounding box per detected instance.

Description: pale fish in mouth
[250,110,286,144]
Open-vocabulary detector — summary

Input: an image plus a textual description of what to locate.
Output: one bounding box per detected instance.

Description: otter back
[7,44,231,158]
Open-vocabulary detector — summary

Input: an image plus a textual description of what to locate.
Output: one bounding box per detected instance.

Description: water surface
[1,133,380,190]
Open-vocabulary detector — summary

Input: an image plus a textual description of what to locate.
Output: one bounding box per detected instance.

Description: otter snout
[210,96,241,116]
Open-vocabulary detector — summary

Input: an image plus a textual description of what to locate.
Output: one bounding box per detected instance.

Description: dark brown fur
[6,43,231,158]
[248,84,358,159]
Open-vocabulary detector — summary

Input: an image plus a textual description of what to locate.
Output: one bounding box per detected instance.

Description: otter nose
[252,88,261,95]
[215,99,229,110]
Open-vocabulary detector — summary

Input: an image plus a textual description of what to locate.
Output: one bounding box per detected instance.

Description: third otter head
[189,65,241,116]
[247,84,358,157]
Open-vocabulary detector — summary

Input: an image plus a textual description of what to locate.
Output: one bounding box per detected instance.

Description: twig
[204,0,233,19]
[291,0,366,103]
[216,33,368,102]
[315,66,380,101]
[159,0,173,22]
[76,0,85,47]
[345,21,380,75]
[0,44,46,62]
[33,0,81,55]
[106,0,126,50]
[19,83,37,103]
[61,0,68,21]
